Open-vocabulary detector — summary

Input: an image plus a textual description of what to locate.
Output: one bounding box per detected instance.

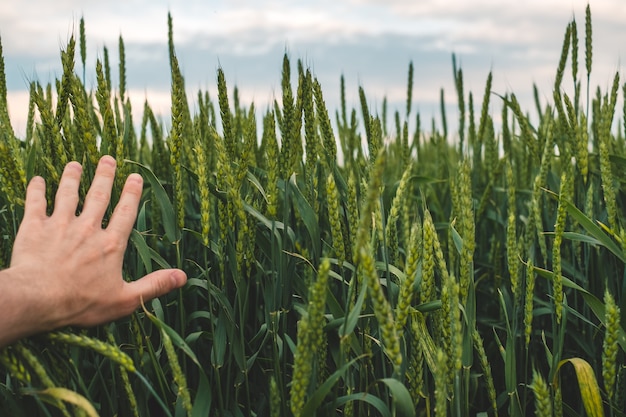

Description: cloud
[2,0,626,138]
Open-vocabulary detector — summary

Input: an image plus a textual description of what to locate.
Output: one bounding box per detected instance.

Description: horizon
[2,0,625,138]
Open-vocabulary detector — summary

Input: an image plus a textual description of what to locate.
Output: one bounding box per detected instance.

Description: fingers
[81,156,116,224]
[23,176,47,221]
[125,269,187,310]
[107,173,143,238]
[53,161,82,218]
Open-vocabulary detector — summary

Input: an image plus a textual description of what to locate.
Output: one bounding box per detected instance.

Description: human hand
[6,156,186,338]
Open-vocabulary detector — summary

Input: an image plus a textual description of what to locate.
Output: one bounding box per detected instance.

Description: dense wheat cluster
[0,5,625,416]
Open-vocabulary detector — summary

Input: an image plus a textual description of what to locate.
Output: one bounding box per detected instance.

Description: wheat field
[0,5,625,417]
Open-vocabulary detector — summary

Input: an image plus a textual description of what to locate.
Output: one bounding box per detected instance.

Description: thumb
[126,269,187,307]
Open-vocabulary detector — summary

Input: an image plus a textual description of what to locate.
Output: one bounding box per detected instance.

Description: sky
[2,0,626,137]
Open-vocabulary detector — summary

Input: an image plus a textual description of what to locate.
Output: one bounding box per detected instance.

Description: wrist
[0,266,63,345]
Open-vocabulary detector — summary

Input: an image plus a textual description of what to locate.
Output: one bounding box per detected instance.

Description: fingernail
[126,173,143,186]
[170,270,187,287]
[100,155,116,167]
[66,161,83,174]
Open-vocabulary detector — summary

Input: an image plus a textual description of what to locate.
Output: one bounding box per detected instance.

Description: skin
[0,155,187,347]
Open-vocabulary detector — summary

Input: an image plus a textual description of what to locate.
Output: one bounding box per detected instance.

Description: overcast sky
[2,0,626,137]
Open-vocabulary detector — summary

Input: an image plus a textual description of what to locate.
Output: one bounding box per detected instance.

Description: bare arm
[0,156,186,347]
